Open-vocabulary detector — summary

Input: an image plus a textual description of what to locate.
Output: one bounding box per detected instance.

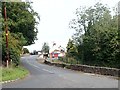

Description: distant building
[49,42,65,59]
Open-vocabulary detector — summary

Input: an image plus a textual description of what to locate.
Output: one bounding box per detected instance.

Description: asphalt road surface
[2,55,118,88]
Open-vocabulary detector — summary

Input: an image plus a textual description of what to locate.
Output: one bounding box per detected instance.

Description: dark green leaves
[41,42,50,54]
[68,2,120,68]
[2,2,40,45]
[2,2,40,66]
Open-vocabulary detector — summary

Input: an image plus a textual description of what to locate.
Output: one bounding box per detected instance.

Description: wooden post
[4,2,9,68]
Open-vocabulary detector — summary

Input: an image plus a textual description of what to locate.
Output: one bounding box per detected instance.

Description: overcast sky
[24,0,119,52]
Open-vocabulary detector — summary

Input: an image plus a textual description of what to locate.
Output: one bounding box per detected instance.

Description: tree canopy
[41,42,50,54]
[2,2,40,45]
[23,48,29,54]
[2,2,40,66]
[68,2,120,68]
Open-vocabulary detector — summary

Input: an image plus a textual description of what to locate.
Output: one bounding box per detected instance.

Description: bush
[2,32,26,66]
[58,57,63,61]
[23,48,29,54]
[1,66,29,82]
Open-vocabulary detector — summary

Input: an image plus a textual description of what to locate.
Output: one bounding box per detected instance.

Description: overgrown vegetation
[23,48,29,54]
[66,2,120,68]
[0,66,29,82]
[1,2,40,66]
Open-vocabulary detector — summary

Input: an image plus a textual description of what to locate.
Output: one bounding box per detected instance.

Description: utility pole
[4,2,9,68]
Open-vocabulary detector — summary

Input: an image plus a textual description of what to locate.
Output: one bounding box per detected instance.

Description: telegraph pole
[4,2,9,68]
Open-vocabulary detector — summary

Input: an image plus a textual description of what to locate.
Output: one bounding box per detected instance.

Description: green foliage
[41,42,50,54]
[2,2,39,66]
[2,31,25,66]
[66,39,76,57]
[2,2,40,45]
[1,66,29,82]
[69,2,120,68]
[23,48,29,54]
[66,39,78,64]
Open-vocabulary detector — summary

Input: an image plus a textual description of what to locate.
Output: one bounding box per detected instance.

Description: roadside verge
[0,66,29,84]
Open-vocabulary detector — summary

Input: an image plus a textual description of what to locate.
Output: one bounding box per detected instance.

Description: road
[2,55,118,88]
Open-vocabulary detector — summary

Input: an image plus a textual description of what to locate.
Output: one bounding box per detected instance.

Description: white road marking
[42,69,54,74]
[84,73,96,76]
[27,61,39,68]
[27,60,76,82]
[26,60,54,74]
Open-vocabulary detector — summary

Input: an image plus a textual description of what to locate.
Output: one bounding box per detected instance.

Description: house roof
[49,42,65,53]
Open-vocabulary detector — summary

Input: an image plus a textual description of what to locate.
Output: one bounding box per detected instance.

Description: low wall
[44,60,119,77]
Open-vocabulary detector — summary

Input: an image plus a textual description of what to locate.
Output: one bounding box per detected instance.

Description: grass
[51,59,64,64]
[0,66,29,82]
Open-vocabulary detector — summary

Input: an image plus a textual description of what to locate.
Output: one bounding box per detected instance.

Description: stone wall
[44,60,120,77]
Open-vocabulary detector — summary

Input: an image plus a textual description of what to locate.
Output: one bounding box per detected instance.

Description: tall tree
[41,42,50,54]
[69,2,120,68]
[2,2,40,45]
[2,2,40,66]
[66,39,78,64]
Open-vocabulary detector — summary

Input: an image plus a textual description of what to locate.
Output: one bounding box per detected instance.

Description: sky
[24,0,119,52]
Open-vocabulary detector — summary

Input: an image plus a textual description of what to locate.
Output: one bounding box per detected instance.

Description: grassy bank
[51,59,64,63]
[0,66,29,82]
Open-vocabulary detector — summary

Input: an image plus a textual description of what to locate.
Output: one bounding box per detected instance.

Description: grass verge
[0,66,29,82]
[51,59,63,63]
